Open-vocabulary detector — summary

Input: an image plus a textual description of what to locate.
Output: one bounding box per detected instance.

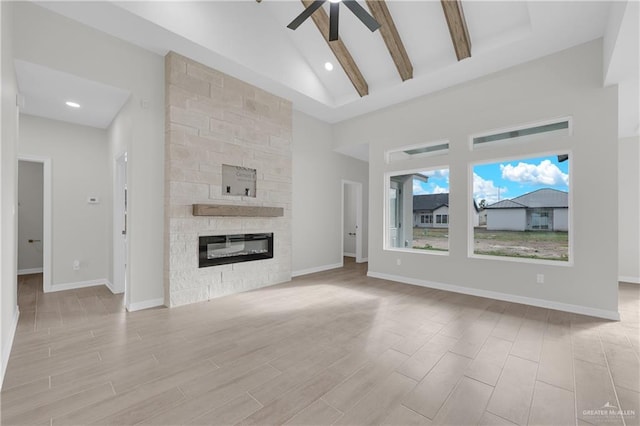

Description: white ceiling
[33,0,623,127]
[32,0,610,122]
[15,59,131,129]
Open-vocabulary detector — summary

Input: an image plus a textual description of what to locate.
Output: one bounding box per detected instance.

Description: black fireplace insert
[199,233,274,268]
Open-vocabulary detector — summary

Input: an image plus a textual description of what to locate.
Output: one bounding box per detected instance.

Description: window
[472,118,571,149]
[472,153,570,262]
[387,167,449,253]
[386,140,449,163]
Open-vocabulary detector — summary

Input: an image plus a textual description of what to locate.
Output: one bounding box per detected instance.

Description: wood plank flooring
[1,259,639,425]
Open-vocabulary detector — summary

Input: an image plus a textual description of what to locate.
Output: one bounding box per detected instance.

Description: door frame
[113,152,128,304]
[17,155,52,293]
[341,180,364,264]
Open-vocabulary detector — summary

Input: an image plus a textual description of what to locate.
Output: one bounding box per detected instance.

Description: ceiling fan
[287,0,381,41]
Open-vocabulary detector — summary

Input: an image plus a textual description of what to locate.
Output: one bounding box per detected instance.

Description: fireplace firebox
[199,233,274,268]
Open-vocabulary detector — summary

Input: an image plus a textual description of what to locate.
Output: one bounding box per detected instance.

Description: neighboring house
[413,194,479,228]
[485,188,568,231]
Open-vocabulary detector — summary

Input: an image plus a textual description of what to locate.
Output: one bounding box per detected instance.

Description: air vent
[473,119,571,148]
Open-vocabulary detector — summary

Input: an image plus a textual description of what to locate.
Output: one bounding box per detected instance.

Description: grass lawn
[412,228,449,252]
[411,227,569,261]
[473,227,568,261]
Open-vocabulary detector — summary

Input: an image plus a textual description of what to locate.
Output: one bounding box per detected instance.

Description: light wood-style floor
[1,259,639,426]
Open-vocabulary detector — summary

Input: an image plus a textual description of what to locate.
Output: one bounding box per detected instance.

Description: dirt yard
[412,227,569,261]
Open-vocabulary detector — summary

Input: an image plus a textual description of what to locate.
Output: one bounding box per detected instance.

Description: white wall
[553,208,569,232]
[487,209,526,231]
[14,2,165,307]
[292,110,369,275]
[1,0,20,388]
[17,161,43,272]
[619,136,640,283]
[335,41,619,319]
[19,115,110,288]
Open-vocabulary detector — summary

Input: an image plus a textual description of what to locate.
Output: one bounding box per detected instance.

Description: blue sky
[412,155,569,205]
[474,155,569,204]
[413,168,449,195]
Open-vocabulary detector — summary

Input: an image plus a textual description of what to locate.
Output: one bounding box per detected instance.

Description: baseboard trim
[367,271,620,321]
[357,257,368,263]
[1,307,20,390]
[47,278,110,293]
[292,262,343,277]
[104,280,124,294]
[17,268,43,275]
[619,275,640,284]
[127,298,165,312]
[343,253,356,258]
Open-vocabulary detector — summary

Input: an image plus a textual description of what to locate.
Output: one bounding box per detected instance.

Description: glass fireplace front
[199,233,274,268]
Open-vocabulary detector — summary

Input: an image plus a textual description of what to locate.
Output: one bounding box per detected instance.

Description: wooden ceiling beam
[365,0,413,81]
[301,0,369,97]
[441,0,472,61]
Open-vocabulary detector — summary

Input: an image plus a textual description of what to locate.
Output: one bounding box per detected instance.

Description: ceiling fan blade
[342,0,381,32]
[329,1,340,41]
[287,0,326,30]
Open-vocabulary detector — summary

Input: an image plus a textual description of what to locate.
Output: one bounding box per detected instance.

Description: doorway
[17,156,52,292]
[342,180,364,264]
[113,152,128,306]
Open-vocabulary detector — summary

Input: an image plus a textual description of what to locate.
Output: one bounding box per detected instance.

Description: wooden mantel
[192,204,284,217]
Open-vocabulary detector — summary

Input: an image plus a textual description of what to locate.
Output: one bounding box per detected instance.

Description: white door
[114,153,128,300]
[342,181,364,263]
[343,184,357,256]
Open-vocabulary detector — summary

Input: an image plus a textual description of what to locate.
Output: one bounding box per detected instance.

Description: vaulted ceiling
[32,0,624,126]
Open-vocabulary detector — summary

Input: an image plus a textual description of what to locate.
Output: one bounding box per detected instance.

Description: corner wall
[1,0,19,388]
[619,136,640,283]
[292,110,369,275]
[334,40,619,318]
[14,2,165,308]
[18,115,110,289]
[164,52,292,307]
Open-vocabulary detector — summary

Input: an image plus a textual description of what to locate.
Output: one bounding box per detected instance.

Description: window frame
[385,139,450,164]
[384,165,450,256]
[469,116,573,151]
[467,150,574,266]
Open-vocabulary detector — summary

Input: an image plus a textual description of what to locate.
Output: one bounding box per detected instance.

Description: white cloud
[500,160,568,186]
[420,169,449,179]
[431,185,448,194]
[413,179,449,195]
[413,180,429,195]
[473,173,507,205]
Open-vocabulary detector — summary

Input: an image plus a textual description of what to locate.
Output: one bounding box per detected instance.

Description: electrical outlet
[396,258,401,266]
[73,260,80,271]
[536,274,544,284]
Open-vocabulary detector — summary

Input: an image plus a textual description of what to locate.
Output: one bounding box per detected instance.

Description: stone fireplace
[164,52,292,307]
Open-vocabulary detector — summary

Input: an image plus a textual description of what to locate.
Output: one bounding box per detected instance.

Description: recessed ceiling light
[65,101,81,108]
[329,0,341,3]
[324,62,334,71]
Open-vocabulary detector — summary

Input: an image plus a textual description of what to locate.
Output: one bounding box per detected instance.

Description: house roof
[413,194,449,212]
[486,188,569,209]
